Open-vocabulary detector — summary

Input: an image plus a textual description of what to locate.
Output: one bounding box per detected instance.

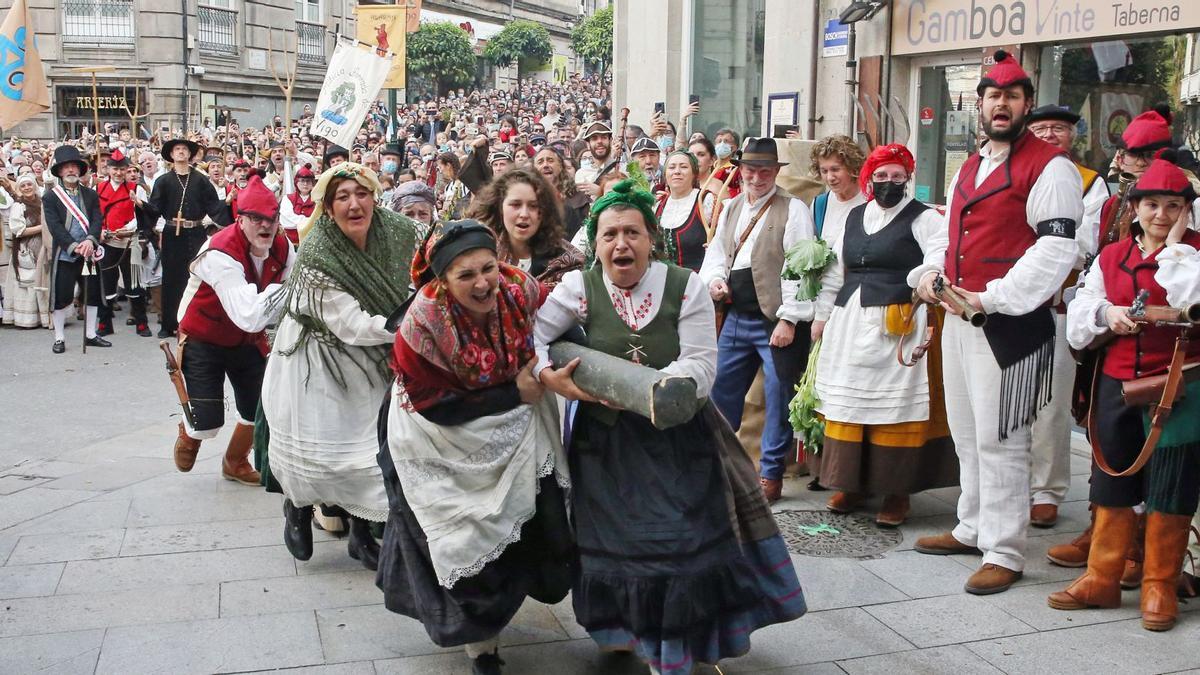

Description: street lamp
[838,1,888,137]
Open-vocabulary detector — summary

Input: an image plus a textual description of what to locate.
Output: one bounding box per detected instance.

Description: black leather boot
[472,650,505,675]
[282,499,314,561]
[347,516,380,571]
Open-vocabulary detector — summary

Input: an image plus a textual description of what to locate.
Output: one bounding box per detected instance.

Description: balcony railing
[296,21,325,65]
[198,5,238,55]
[62,0,134,46]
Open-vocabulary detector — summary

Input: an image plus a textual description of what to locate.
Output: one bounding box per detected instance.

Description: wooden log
[548,341,703,430]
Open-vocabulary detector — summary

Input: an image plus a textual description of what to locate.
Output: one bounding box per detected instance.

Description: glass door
[911,57,982,206]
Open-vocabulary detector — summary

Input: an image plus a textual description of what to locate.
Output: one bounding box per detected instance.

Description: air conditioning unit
[188,65,206,76]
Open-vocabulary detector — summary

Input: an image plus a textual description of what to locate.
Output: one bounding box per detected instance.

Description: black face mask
[872,181,906,208]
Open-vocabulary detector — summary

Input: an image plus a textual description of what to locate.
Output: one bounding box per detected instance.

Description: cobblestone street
[2,327,1198,674]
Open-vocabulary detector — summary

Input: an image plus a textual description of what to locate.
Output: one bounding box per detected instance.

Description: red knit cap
[1122,104,1173,153]
[1130,149,1196,201]
[976,50,1033,96]
[236,175,280,219]
[859,143,916,196]
[295,163,315,181]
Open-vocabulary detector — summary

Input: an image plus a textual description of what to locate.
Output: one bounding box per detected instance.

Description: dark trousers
[98,243,146,325]
[1090,373,1200,515]
[52,257,103,310]
[160,227,207,332]
[181,339,266,433]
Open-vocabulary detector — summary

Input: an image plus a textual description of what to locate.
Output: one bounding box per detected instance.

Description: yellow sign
[355,5,408,89]
[892,0,1200,55]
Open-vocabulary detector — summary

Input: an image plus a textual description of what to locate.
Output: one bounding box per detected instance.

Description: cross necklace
[173,170,191,235]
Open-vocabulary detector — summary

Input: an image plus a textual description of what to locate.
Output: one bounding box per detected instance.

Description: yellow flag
[0,0,50,129]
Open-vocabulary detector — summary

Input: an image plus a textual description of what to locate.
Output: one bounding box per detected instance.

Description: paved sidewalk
[1,325,1198,674]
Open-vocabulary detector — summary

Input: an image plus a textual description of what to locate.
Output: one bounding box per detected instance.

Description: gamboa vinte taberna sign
[892,0,1199,55]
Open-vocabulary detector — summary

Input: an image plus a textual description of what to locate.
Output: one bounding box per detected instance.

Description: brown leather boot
[760,477,782,504]
[174,422,201,472]
[221,423,261,486]
[1122,512,1147,589]
[875,494,910,527]
[914,532,981,556]
[1141,512,1192,631]
[1047,506,1136,610]
[1047,506,1094,567]
[826,491,863,514]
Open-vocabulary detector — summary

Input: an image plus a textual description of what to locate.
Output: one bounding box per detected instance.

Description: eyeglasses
[1029,123,1074,135]
[1122,151,1152,166]
[870,171,908,184]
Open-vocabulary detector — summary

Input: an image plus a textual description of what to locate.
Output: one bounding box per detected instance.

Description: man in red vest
[1097,105,1175,252]
[95,148,152,338]
[912,51,1084,595]
[173,175,296,484]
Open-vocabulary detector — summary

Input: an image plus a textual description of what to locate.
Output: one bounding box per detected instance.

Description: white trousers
[1028,312,1074,506]
[942,318,1032,572]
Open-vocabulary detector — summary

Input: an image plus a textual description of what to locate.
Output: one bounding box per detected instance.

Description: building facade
[10,0,354,139]
[614,0,1200,204]
[8,0,596,139]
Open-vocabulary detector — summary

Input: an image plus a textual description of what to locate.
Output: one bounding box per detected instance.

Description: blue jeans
[710,309,809,481]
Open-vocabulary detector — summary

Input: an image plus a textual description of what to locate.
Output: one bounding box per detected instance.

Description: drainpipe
[182,0,189,132]
[806,0,819,139]
[845,22,857,137]
[882,1,894,142]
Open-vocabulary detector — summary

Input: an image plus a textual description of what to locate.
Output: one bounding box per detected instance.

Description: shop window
[689,0,765,141]
[1039,35,1196,178]
[62,0,134,46]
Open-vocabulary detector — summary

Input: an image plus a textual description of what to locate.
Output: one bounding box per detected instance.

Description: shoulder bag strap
[1091,335,1189,478]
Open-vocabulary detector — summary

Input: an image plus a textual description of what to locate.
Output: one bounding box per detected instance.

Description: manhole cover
[774,509,902,559]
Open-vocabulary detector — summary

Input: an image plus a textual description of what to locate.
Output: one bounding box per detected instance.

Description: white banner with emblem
[309,40,392,147]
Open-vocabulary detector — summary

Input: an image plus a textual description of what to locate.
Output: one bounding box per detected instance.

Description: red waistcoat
[1099,229,1200,380]
[179,225,290,356]
[945,133,1067,291]
[288,192,315,218]
[96,180,136,232]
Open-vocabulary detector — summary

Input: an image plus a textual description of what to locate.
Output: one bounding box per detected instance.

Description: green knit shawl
[278,207,419,389]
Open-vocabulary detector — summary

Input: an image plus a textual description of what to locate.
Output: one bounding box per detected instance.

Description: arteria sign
[892,0,1199,55]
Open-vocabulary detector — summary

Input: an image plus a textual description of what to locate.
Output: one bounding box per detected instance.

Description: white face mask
[715,142,733,159]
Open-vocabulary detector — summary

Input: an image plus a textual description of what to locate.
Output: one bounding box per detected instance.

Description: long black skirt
[374,395,574,647]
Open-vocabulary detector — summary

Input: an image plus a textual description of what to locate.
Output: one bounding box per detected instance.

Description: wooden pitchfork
[121,80,150,141]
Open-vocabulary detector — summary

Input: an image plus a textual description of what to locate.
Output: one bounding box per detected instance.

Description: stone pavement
[2,323,1199,674]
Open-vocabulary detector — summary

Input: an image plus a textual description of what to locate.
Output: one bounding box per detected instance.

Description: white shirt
[699,186,817,323]
[937,143,1084,316]
[659,189,715,232]
[1077,168,1111,266]
[279,193,314,233]
[819,190,868,245]
[815,196,946,322]
[1067,240,1200,351]
[533,263,717,398]
[177,238,297,331]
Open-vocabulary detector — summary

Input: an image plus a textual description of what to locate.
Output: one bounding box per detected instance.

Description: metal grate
[773,509,902,559]
[198,5,238,55]
[62,0,134,46]
[296,21,325,65]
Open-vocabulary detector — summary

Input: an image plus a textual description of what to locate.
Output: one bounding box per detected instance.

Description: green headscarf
[582,171,675,266]
[279,203,419,389]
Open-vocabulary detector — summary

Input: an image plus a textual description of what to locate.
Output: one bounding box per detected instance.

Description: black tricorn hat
[161,137,202,163]
[50,145,90,177]
[323,144,350,165]
[731,137,788,167]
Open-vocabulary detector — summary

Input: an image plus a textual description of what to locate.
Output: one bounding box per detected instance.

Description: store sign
[893,0,1200,55]
[822,19,849,57]
[57,86,146,118]
[920,107,935,126]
